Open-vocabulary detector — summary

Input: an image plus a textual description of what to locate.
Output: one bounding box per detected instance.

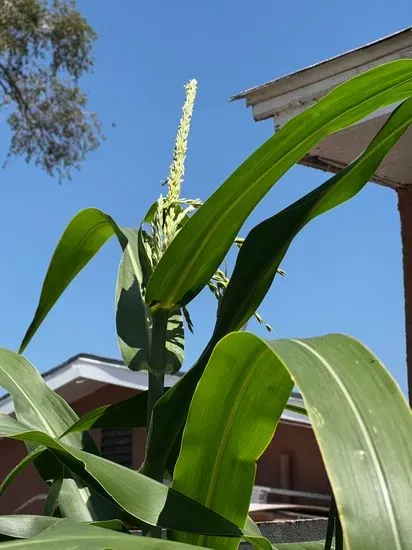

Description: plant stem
[147,309,168,430]
[324,496,336,550]
[144,308,168,539]
[147,371,165,429]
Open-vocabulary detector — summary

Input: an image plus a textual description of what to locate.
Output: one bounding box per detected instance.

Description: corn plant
[0,60,411,549]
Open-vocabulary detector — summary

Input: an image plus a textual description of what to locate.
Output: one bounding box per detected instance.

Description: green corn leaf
[0,351,91,447]
[213,97,412,338]
[0,415,242,538]
[0,516,64,540]
[171,332,293,549]
[270,333,412,550]
[61,392,148,437]
[0,515,126,540]
[20,208,138,353]
[20,204,184,375]
[242,517,272,549]
[1,458,104,529]
[145,60,412,311]
[141,359,202,479]
[116,227,185,374]
[137,229,153,288]
[142,96,412,480]
[88,519,126,531]
[284,403,307,416]
[115,230,151,372]
[324,497,336,550]
[0,520,200,549]
[0,447,45,496]
[0,349,109,521]
[143,200,159,223]
[43,476,63,517]
[173,332,411,549]
[164,309,185,373]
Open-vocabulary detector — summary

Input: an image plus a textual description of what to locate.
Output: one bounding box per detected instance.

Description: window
[101,428,133,467]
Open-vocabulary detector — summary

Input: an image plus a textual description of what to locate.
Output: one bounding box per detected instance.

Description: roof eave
[0,355,309,425]
[232,28,412,122]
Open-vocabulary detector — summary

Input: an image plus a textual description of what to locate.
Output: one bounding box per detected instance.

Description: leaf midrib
[44,216,111,307]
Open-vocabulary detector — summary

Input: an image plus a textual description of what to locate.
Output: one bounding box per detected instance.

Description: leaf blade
[146,60,412,311]
[0,415,242,538]
[213,97,412,337]
[271,334,412,550]
[115,229,185,374]
[0,349,102,520]
[61,392,148,436]
[115,230,151,371]
[0,448,45,496]
[0,519,201,548]
[20,208,137,353]
[156,332,412,548]
[171,332,293,549]
[0,516,126,540]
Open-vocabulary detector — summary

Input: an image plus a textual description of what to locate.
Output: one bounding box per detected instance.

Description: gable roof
[0,353,309,425]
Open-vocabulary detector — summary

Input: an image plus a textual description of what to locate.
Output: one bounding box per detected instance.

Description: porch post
[397,187,412,405]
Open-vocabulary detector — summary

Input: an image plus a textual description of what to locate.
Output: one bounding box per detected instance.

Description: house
[0,353,330,518]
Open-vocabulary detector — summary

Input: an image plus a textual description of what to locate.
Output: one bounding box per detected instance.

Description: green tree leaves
[0,0,101,178]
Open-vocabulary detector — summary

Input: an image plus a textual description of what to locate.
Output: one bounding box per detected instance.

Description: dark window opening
[101,428,133,468]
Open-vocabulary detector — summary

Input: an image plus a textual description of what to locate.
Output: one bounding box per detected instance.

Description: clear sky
[0,1,410,393]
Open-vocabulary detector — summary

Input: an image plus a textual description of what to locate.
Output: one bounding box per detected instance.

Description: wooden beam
[397,188,412,404]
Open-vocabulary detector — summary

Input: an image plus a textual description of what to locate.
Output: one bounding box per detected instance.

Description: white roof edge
[0,355,309,425]
[233,28,412,123]
[233,28,412,104]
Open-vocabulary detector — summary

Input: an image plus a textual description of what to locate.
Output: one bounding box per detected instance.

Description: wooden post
[397,188,412,405]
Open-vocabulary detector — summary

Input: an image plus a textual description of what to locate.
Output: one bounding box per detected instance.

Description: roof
[0,353,309,425]
[232,28,412,189]
[0,353,180,415]
[232,28,412,107]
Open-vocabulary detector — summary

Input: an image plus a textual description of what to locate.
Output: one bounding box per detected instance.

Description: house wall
[0,384,330,515]
[257,422,330,501]
[0,439,47,514]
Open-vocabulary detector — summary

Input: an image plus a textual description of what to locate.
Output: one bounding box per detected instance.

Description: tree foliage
[0,0,101,180]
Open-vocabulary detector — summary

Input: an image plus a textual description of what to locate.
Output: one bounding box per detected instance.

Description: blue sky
[0,1,410,393]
